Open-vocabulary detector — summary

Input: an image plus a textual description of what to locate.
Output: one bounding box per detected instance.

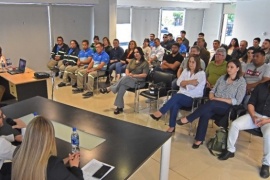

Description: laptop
[8,59,26,75]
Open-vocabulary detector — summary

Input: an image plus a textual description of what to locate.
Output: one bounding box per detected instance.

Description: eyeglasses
[215,54,224,56]
[163,37,168,38]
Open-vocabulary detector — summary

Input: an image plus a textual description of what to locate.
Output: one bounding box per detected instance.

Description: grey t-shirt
[180,58,206,70]
[244,63,270,84]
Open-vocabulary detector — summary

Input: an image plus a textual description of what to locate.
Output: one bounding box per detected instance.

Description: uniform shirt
[149,41,155,47]
[126,59,149,82]
[177,69,206,98]
[244,63,270,84]
[51,43,69,60]
[210,75,246,105]
[180,58,206,70]
[92,51,109,70]
[0,137,16,169]
[206,61,227,86]
[248,81,270,117]
[150,45,165,62]
[179,44,187,54]
[78,48,93,63]
[110,46,124,61]
[63,48,80,66]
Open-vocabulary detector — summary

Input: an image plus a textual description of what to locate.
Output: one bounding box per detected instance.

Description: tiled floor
[48,78,263,180]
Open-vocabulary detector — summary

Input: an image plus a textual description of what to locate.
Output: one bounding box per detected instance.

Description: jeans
[108,62,117,75]
[186,100,231,141]
[153,66,176,75]
[227,112,270,166]
[115,62,127,75]
[160,93,193,128]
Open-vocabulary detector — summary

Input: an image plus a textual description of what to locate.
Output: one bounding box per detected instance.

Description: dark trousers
[153,66,176,76]
[186,100,231,141]
[0,162,12,180]
[160,93,193,128]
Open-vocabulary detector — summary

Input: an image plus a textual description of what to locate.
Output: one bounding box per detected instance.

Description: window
[116,8,131,50]
[160,10,185,39]
[221,14,235,45]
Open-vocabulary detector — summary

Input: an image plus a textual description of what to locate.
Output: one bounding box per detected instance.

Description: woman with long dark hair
[177,59,246,149]
[100,47,149,114]
[103,37,112,55]
[227,38,239,55]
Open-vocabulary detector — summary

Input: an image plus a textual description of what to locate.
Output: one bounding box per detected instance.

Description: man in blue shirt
[73,43,109,98]
[58,40,92,87]
[107,39,124,83]
[176,37,187,57]
[149,33,155,47]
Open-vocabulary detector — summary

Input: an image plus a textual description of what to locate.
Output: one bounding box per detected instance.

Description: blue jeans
[108,62,117,75]
[186,100,231,141]
[115,62,127,75]
[160,93,193,128]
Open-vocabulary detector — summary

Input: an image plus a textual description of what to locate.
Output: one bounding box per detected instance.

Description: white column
[160,137,171,180]
[94,0,117,41]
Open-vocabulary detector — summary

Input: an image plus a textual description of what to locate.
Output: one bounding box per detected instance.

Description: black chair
[139,71,175,111]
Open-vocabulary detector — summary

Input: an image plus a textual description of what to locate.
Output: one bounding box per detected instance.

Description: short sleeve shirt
[78,48,93,62]
[244,63,270,84]
[92,51,109,70]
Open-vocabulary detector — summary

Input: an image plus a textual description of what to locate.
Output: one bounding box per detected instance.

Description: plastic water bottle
[71,127,80,153]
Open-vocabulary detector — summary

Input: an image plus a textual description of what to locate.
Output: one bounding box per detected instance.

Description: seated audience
[167,33,175,47]
[47,36,69,72]
[194,32,207,48]
[154,43,183,75]
[206,48,227,89]
[227,38,239,56]
[177,59,246,148]
[150,55,206,133]
[107,39,124,83]
[180,30,189,50]
[148,38,165,67]
[261,39,270,63]
[172,46,206,90]
[161,34,171,50]
[115,40,137,81]
[249,37,261,51]
[103,37,112,55]
[149,33,155,47]
[239,47,254,68]
[231,40,248,60]
[59,40,93,88]
[176,37,187,57]
[99,47,149,114]
[218,80,270,179]
[142,38,151,61]
[12,116,83,180]
[90,35,99,52]
[197,37,210,67]
[209,40,221,60]
[73,43,109,97]
[57,40,81,87]
[0,119,25,180]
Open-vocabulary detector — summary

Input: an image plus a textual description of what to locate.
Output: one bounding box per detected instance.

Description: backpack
[207,128,228,156]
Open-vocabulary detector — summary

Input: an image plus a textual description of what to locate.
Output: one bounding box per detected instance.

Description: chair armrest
[229,104,247,120]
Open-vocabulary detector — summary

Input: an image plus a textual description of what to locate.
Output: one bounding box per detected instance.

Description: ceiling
[159,0,251,2]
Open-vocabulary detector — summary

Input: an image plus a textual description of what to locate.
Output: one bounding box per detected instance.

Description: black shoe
[192,141,203,149]
[166,128,175,133]
[114,107,123,115]
[260,165,269,179]
[72,83,77,88]
[100,88,109,94]
[82,92,93,98]
[150,114,162,121]
[58,82,66,87]
[55,71,59,77]
[176,118,189,126]
[59,73,63,79]
[72,88,84,94]
[218,150,235,160]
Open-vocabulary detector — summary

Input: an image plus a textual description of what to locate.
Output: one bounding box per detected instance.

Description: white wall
[202,4,223,49]
[0,5,50,71]
[0,0,98,4]
[233,0,269,47]
[184,9,204,47]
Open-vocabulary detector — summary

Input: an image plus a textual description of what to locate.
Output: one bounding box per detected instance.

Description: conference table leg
[159,137,172,180]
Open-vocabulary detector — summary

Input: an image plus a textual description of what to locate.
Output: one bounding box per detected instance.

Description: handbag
[149,82,165,95]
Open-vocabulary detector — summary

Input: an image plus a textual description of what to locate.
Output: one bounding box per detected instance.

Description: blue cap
[72,127,77,131]
[33,112,38,116]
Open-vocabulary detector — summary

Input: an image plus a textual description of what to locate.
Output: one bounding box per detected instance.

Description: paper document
[82,159,114,180]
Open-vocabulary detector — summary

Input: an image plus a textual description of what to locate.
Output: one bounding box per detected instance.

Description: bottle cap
[72,127,77,131]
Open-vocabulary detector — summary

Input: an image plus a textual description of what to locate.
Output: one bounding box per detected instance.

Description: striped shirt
[210,75,246,105]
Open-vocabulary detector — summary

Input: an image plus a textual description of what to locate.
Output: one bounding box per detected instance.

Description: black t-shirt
[163,53,183,64]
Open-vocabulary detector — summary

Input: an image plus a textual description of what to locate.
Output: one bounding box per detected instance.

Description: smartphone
[92,165,111,179]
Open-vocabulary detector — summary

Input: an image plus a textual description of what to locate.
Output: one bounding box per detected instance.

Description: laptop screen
[18,59,26,72]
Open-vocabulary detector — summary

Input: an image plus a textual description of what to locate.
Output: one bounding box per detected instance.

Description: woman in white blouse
[142,38,151,61]
[150,55,206,133]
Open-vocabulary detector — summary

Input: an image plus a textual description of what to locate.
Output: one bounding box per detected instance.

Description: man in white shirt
[148,38,165,67]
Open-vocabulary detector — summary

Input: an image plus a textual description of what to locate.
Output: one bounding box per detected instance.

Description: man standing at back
[47,36,69,75]
[180,30,189,50]
[149,33,155,47]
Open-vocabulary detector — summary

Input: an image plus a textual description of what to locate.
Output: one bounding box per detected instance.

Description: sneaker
[58,82,66,87]
[72,88,84,94]
[82,92,94,98]
[260,165,270,179]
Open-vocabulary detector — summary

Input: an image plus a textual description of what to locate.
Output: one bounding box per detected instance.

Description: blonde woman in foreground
[12,116,83,180]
